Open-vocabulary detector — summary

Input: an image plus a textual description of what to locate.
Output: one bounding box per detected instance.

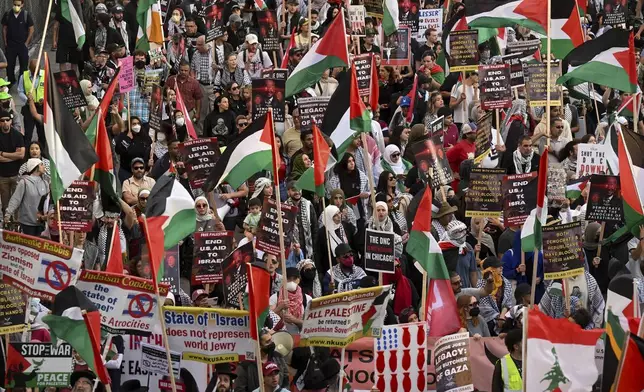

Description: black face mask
[301,268,316,281]
[135,60,147,69]
[563,97,570,105]
[469,308,480,318]
[1,101,10,109]
[262,342,276,355]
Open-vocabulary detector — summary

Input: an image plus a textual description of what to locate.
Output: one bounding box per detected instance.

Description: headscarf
[441,220,468,250]
[296,259,322,298]
[501,99,527,141]
[322,205,346,256]
[583,222,601,251]
[194,196,213,222]
[370,201,394,232]
[80,79,93,98]
[470,218,496,256]
[383,145,405,174]
[251,177,272,200]
[482,266,503,296]
[290,154,309,180]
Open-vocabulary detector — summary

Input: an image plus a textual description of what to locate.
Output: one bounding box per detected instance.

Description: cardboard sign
[161,246,181,298]
[501,53,525,88]
[354,53,373,98]
[252,78,286,123]
[118,56,135,93]
[0,283,26,335]
[59,180,96,232]
[502,172,538,227]
[257,11,280,51]
[297,96,330,132]
[179,138,220,188]
[448,30,479,72]
[54,70,87,109]
[0,231,82,301]
[221,242,254,308]
[382,26,411,67]
[465,168,505,218]
[374,322,427,392]
[542,222,585,280]
[434,333,473,392]
[525,62,561,107]
[576,143,610,177]
[364,229,395,274]
[397,0,420,34]
[192,231,234,285]
[417,9,443,44]
[349,5,366,36]
[140,343,181,378]
[478,64,512,110]
[474,112,493,163]
[76,270,169,336]
[6,343,73,388]
[411,139,453,189]
[300,285,392,347]
[255,198,298,257]
[149,84,163,132]
[585,175,624,222]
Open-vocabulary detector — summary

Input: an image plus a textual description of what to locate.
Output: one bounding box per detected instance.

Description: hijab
[194,196,213,222]
[501,99,527,141]
[323,205,346,256]
[290,154,309,181]
[370,201,394,232]
[470,218,496,256]
[383,145,405,174]
[251,177,272,200]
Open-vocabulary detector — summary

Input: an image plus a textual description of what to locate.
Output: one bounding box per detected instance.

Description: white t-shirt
[627,237,644,279]
[450,83,476,124]
[481,127,505,168]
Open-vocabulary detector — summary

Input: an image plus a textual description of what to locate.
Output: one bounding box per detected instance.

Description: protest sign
[542,222,585,280]
[474,112,493,163]
[354,53,373,99]
[524,62,561,107]
[417,9,442,44]
[0,231,83,301]
[433,333,473,392]
[382,26,411,66]
[149,84,163,132]
[374,322,427,392]
[54,70,86,109]
[140,343,181,378]
[256,198,298,257]
[252,78,286,122]
[178,138,220,188]
[164,306,254,363]
[478,64,512,110]
[349,5,366,35]
[5,343,73,388]
[604,0,626,26]
[59,180,96,232]
[118,56,135,93]
[161,246,181,297]
[502,172,538,227]
[260,68,288,80]
[412,139,453,189]
[143,69,162,95]
[576,143,610,177]
[429,116,445,146]
[364,229,395,274]
[397,0,420,33]
[221,242,254,308]
[148,47,164,63]
[0,283,26,335]
[257,11,280,51]
[76,270,169,335]
[465,168,505,218]
[448,30,479,72]
[192,231,233,285]
[204,2,225,42]
[501,53,525,88]
[364,0,383,18]
[505,39,541,59]
[297,96,330,132]
[300,285,392,347]
[585,175,624,222]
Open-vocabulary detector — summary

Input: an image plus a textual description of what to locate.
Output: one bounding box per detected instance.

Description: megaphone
[272,331,294,363]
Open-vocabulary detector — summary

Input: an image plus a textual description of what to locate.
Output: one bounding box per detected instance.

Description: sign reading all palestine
[448,30,479,72]
[465,168,505,218]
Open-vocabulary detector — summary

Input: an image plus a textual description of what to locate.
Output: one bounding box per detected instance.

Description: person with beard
[122,157,156,206]
[235,329,289,392]
[285,181,317,259]
[503,135,541,175]
[106,42,126,70]
[127,51,152,123]
[150,138,186,181]
[183,17,201,61]
[204,95,236,145]
[205,363,237,392]
[88,12,125,61]
[115,117,153,183]
[446,122,476,190]
[166,61,203,128]
[110,5,130,54]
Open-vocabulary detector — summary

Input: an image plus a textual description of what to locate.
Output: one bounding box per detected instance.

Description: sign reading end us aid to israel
[164,306,255,364]
[300,285,392,348]
[76,270,169,336]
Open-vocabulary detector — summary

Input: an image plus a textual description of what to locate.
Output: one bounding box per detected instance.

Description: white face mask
[131,125,141,133]
[157,132,166,142]
[286,281,299,292]
[175,117,185,127]
[172,15,181,23]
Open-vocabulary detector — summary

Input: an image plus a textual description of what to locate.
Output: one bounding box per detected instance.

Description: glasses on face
[388,176,395,181]
[196,203,208,208]
[238,122,248,127]
[391,153,401,158]
[231,86,240,90]
[133,166,145,171]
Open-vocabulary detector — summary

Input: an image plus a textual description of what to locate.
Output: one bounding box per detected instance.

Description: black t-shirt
[115,132,152,172]
[1,10,33,46]
[0,128,25,177]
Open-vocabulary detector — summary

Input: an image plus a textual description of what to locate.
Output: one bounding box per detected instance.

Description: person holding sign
[502,135,542,175]
[367,201,403,257]
[270,268,311,333]
[322,243,367,294]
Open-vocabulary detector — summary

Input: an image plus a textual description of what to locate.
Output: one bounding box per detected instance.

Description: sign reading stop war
[502,172,538,227]
[297,97,330,132]
[448,30,479,72]
[192,231,233,285]
[179,138,220,188]
[354,53,373,99]
[479,64,512,110]
[256,198,297,256]
[465,168,505,218]
[59,180,96,232]
[542,222,585,280]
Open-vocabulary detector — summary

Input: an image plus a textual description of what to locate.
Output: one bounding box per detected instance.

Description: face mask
[262,342,276,355]
[131,125,141,133]
[286,281,298,292]
[339,255,354,268]
[172,15,181,23]
[301,268,316,281]
[563,97,570,105]
[451,234,466,246]
[175,117,185,127]
[469,307,480,318]
[13,6,20,13]
[157,132,166,142]
[135,60,146,69]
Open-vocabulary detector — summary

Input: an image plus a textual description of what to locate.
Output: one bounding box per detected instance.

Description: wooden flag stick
[269,109,289,299]
[321,197,335,284]
[529,248,539,307]
[420,271,428,321]
[29,0,53,95]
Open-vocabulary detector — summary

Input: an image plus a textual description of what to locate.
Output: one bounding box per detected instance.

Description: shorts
[56,46,82,65]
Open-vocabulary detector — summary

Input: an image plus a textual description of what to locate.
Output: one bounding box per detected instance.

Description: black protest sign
[0,283,26,335]
[205,2,225,42]
[542,222,585,280]
[161,246,181,298]
[354,53,373,99]
[261,68,288,80]
[505,39,541,59]
[397,0,420,34]
[502,172,538,227]
[59,180,96,232]
[474,112,493,163]
[585,175,624,222]
[364,0,383,18]
[434,332,473,391]
[257,11,281,51]
[179,138,220,188]
[364,229,395,274]
[297,97,330,132]
[604,2,626,26]
[448,30,479,72]
[524,62,561,107]
[381,26,411,66]
[411,138,453,189]
[149,84,163,132]
[54,70,87,109]
[501,53,525,88]
[465,168,505,218]
[256,198,298,256]
[192,231,234,285]
[479,64,512,110]
[221,242,254,308]
[429,115,445,146]
[252,78,286,122]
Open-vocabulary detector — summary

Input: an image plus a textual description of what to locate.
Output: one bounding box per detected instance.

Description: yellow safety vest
[500,354,522,392]
[23,70,45,103]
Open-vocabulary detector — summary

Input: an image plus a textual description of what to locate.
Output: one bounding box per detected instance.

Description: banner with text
[465,168,505,218]
[502,172,538,227]
[6,343,73,388]
[179,138,221,189]
[434,333,473,392]
[256,198,297,257]
[140,343,181,378]
[0,283,25,335]
[297,96,330,132]
[59,180,96,232]
[542,222,585,280]
[576,143,610,178]
[364,229,395,274]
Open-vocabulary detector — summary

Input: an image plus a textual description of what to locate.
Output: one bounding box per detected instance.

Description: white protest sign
[141,343,181,378]
[576,143,610,178]
[417,9,443,44]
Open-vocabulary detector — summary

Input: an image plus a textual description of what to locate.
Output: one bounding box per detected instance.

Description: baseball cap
[26,158,43,173]
[0,78,10,87]
[335,243,353,258]
[263,361,280,376]
[246,34,259,45]
[95,3,108,13]
[191,289,207,302]
[112,4,124,13]
[131,157,145,168]
[289,47,303,56]
[400,96,411,107]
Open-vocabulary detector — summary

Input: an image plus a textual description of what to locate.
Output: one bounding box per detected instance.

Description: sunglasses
[133,166,145,171]
[468,302,480,307]
[391,153,401,158]
[231,86,240,90]
[238,122,248,127]
[196,203,208,208]
[388,177,395,181]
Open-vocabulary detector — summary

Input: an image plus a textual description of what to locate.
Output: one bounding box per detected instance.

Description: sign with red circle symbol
[128,293,154,319]
[44,261,73,291]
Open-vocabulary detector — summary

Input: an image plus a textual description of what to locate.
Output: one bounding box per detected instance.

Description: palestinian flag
[43,54,98,203]
[565,176,589,199]
[617,127,644,234]
[264,110,283,186]
[464,0,546,34]
[615,333,644,392]
[526,309,603,391]
[136,0,164,51]
[281,28,297,68]
[606,275,639,332]
[521,149,548,252]
[321,74,352,157]
[441,9,468,72]
[247,263,271,340]
[296,123,336,196]
[405,74,418,124]
[616,92,640,118]
[603,309,627,392]
[558,29,637,93]
[42,287,110,385]
[93,108,120,203]
[382,0,399,36]
[59,0,85,50]
[85,68,120,146]
[350,65,371,134]
[105,223,124,274]
[175,86,197,139]
[202,113,272,192]
[285,8,349,97]
[547,0,584,59]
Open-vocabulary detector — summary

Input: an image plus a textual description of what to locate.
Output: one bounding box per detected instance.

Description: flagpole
[594,222,606,271]
[635,279,641,319]
[56,201,63,245]
[92,334,113,392]
[269,108,289,299]
[521,306,528,391]
[420,271,427,321]
[359,132,379,284]
[338,348,346,392]
[139,214,178,392]
[321,197,335,287]
[105,223,118,270]
[29,0,53,95]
